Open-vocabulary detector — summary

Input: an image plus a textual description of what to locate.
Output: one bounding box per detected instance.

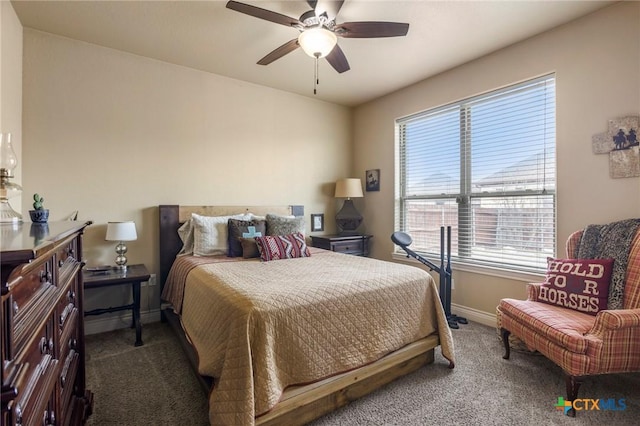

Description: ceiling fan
[226,0,410,74]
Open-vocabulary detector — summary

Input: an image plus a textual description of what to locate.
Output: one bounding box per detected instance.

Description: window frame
[394,75,556,275]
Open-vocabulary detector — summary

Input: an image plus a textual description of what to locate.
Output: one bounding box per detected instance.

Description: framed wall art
[366,169,380,192]
[311,213,324,232]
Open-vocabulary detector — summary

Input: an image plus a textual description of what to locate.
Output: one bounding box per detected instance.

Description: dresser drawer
[58,349,80,421]
[58,307,79,361]
[332,239,364,254]
[56,236,80,282]
[11,270,58,358]
[56,278,79,337]
[10,259,54,319]
[56,235,78,263]
[56,308,80,421]
[310,235,372,257]
[13,318,50,369]
[11,355,58,426]
[10,319,59,426]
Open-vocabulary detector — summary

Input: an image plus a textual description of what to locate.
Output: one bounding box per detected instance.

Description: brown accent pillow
[227,219,266,257]
[239,237,261,259]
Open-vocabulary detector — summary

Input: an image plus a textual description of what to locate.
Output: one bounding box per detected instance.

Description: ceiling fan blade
[226,1,300,27]
[335,21,409,38]
[314,0,344,21]
[325,44,350,73]
[257,39,300,65]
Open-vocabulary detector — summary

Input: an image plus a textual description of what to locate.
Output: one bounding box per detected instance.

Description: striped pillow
[255,233,311,262]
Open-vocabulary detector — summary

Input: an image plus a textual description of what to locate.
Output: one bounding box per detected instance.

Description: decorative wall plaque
[592,115,640,178]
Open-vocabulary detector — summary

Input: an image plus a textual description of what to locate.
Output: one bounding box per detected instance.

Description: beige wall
[1,1,23,202]
[21,29,352,321]
[353,2,640,320]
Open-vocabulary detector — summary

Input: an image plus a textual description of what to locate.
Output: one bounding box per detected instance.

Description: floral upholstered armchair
[496,219,640,416]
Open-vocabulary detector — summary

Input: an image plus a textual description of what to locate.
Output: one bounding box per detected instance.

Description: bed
[158,205,455,425]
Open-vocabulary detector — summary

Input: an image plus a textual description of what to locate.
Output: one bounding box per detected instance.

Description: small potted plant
[29,193,49,223]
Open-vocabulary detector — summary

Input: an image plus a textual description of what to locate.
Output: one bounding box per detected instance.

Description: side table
[310,234,372,256]
[83,263,150,346]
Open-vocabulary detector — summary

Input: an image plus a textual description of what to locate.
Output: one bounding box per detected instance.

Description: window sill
[391,252,545,284]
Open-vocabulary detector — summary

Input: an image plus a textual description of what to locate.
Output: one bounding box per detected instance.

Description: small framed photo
[366,169,380,192]
[311,214,324,232]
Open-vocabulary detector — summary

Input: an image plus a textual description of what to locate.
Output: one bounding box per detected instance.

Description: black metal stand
[392,226,467,329]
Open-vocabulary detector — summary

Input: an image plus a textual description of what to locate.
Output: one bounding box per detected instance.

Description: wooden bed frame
[158,204,445,425]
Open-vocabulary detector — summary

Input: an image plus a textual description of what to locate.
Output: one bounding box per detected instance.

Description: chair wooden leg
[500,328,511,360]
[565,375,582,417]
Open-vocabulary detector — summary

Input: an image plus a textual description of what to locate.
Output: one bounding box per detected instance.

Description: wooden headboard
[158,205,296,290]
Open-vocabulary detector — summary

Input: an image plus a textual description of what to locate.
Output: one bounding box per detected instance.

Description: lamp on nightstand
[335,178,364,235]
[105,221,137,271]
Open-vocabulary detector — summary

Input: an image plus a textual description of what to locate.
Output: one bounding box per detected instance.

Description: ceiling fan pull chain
[314,53,320,95]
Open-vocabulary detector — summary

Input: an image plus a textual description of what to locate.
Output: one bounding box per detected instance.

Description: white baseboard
[451,303,497,328]
[84,309,162,335]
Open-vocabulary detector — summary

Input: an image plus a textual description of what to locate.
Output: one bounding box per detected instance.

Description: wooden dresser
[1,221,93,426]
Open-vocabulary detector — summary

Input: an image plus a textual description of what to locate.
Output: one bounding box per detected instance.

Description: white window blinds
[396,75,556,273]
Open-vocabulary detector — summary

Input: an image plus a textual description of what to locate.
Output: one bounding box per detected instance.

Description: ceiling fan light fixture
[298,27,337,58]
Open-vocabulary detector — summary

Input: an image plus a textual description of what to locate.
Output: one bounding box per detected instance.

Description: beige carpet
[85,320,640,425]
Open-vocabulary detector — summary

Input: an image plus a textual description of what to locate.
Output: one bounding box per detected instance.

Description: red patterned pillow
[538,257,614,315]
[255,233,311,262]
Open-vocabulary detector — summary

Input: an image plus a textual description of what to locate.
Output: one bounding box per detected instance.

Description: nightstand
[310,234,372,256]
[83,264,150,346]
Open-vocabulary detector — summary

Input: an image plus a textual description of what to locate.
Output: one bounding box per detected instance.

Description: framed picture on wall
[311,214,324,232]
[366,169,380,192]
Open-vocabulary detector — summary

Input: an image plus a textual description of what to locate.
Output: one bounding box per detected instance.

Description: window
[395,75,556,273]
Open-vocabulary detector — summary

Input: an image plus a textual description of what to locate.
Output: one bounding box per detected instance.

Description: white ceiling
[11,0,614,107]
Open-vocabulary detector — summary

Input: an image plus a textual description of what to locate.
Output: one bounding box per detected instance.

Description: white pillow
[192,213,250,256]
[247,213,266,221]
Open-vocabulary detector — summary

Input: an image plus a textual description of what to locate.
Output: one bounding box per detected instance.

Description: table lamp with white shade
[105,221,137,271]
[334,178,364,235]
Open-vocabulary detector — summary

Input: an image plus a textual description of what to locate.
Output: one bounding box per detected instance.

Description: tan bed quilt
[164,249,455,425]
